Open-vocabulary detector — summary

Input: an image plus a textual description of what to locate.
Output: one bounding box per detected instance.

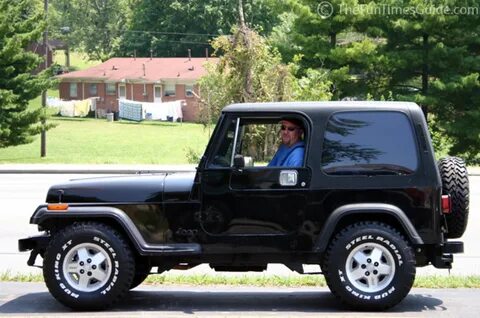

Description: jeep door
[199,114,312,251]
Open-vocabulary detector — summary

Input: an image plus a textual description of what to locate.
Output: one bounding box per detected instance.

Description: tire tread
[43,222,135,310]
[323,221,416,311]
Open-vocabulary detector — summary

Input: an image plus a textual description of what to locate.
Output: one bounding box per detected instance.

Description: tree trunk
[237,0,253,102]
[330,32,336,48]
[238,0,246,28]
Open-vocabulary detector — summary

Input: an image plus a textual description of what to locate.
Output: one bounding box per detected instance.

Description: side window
[209,119,237,167]
[322,111,418,175]
[208,116,307,168]
[237,122,279,167]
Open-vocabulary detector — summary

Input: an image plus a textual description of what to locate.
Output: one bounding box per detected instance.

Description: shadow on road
[0,289,445,314]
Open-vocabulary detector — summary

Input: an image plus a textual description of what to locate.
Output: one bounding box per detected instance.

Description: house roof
[57,57,218,82]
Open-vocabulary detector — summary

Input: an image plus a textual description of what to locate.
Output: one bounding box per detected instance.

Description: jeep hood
[46,172,196,203]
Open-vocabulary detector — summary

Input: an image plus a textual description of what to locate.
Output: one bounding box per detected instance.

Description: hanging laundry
[48,97,93,117]
[59,101,75,117]
[142,101,169,120]
[73,100,90,117]
[142,100,183,121]
[47,97,64,108]
[119,99,143,121]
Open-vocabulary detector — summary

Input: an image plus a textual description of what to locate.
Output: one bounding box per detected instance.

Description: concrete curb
[465,166,480,176]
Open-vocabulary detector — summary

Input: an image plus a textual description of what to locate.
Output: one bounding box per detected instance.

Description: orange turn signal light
[47,203,69,211]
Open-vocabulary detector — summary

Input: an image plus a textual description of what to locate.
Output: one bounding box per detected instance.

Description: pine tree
[373,0,480,160]
[286,0,480,161]
[0,0,51,148]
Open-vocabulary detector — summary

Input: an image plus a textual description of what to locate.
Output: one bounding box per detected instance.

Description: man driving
[268,118,305,167]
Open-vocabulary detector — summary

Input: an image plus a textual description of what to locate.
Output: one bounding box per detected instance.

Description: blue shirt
[268,141,305,167]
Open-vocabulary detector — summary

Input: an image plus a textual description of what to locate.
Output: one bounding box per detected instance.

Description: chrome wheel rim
[62,243,112,292]
[345,242,395,293]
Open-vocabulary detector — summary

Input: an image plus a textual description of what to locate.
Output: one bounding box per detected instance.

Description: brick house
[57,57,217,122]
[28,39,67,73]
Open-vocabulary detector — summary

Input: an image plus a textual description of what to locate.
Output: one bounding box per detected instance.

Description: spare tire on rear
[438,157,469,239]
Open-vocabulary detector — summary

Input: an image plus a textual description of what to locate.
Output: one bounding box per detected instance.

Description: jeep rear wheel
[438,157,470,239]
[323,222,415,310]
[43,222,134,310]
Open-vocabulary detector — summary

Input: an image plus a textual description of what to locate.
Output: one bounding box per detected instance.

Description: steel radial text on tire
[323,221,416,311]
[43,222,135,310]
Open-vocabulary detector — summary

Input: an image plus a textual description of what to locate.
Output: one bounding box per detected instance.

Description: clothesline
[46,97,184,122]
[119,99,184,122]
[46,97,95,117]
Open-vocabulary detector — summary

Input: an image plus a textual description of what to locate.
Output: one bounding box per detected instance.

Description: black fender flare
[30,205,200,256]
[313,203,423,253]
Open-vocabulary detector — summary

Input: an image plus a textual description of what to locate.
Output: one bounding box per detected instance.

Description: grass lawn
[1,271,480,288]
[53,50,101,71]
[0,52,210,164]
[28,89,59,111]
[0,117,211,164]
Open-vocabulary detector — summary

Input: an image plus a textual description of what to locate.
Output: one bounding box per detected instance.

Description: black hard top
[222,101,421,116]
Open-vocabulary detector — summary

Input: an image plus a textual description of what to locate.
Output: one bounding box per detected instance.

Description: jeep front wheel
[323,222,415,310]
[43,222,134,310]
[130,262,152,290]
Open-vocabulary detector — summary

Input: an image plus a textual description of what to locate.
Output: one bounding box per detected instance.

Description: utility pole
[40,0,48,157]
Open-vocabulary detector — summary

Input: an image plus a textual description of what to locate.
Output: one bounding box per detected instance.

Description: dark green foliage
[50,0,129,61]
[0,0,51,148]
[279,0,480,162]
[117,0,280,58]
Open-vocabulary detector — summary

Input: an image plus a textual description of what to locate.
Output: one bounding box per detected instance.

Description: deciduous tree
[50,0,130,61]
[117,0,280,58]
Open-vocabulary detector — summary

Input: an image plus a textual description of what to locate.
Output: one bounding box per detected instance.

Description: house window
[89,84,97,96]
[164,83,176,96]
[106,83,116,95]
[69,83,77,98]
[185,84,194,97]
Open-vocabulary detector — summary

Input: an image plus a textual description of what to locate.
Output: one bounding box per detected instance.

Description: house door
[118,84,126,100]
[154,85,162,103]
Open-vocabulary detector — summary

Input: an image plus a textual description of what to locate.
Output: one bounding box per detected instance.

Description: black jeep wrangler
[19,101,469,311]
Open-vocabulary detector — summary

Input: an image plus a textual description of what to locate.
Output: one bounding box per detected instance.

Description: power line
[124,29,221,38]
[131,39,211,46]
[151,39,211,45]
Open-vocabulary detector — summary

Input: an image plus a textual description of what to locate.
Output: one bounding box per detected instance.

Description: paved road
[1,173,479,276]
[0,282,479,317]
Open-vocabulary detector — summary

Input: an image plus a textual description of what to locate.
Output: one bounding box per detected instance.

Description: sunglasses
[281,125,298,132]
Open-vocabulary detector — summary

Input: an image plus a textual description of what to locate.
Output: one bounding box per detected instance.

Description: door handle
[279,170,298,186]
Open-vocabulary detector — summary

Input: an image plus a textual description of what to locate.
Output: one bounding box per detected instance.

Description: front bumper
[18,234,50,266]
[431,241,464,269]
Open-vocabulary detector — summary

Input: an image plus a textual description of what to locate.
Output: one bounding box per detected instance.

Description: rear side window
[322,111,418,175]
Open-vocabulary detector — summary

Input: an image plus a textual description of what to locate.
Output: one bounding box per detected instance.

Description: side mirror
[233,154,245,168]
